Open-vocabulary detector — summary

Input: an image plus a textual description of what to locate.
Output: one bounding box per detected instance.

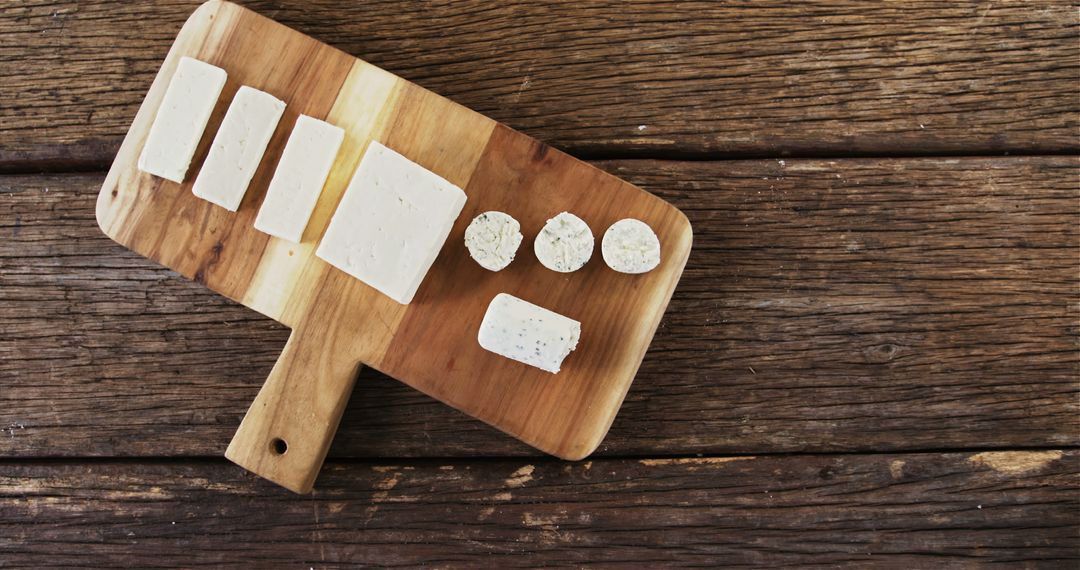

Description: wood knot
[532,141,550,162]
[864,343,902,364]
[194,242,225,285]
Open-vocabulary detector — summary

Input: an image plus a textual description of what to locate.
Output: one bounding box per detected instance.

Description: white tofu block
[138,57,227,183]
[254,115,345,242]
[192,86,286,211]
[316,141,467,304]
[478,293,581,374]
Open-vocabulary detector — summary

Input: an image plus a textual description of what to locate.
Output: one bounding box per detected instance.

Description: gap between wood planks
[3,148,1080,176]
[2,445,1076,465]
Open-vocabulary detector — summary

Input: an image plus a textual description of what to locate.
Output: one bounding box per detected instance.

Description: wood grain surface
[1,451,1076,566]
[2,0,1077,169]
[4,155,1076,458]
[2,0,1077,564]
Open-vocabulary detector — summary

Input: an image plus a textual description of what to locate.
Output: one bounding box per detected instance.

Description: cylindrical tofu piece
[534,211,594,273]
[465,211,523,271]
[477,293,581,374]
[601,218,661,274]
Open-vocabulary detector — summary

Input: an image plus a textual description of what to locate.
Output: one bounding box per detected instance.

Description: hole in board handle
[270,438,288,455]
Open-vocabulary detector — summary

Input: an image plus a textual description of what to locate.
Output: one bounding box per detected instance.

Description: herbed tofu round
[601,218,661,274]
[464,211,523,271]
[534,212,594,273]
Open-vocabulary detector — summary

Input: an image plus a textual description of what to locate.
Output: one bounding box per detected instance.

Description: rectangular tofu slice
[316,141,466,304]
[137,57,227,183]
[254,115,344,242]
[192,86,286,211]
[478,293,581,374]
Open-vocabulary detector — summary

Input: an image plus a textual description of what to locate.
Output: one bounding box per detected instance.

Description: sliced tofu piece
[534,211,594,273]
[138,57,227,183]
[254,115,345,242]
[192,86,286,211]
[316,141,467,304]
[601,218,661,274]
[478,293,581,374]
[464,211,523,271]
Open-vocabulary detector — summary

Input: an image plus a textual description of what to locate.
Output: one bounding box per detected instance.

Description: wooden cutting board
[97,0,692,493]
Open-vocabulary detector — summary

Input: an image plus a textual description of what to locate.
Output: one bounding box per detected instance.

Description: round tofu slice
[601,218,661,274]
[534,212,594,273]
[465,211,523,271]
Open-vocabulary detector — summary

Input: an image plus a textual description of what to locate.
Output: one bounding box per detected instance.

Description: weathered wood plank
[0,451,1075,567]
[2,156,1076,458]
[1,0,1077,168]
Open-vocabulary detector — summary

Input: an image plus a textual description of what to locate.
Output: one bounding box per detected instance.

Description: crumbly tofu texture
[533,211,594,273]
[316,141,467,304]
[192,86,286,212]
[464,211,523,271]
[478,293,581,374]
[138,57,227,183]
[254,115,344,242]
[601,218,661,274]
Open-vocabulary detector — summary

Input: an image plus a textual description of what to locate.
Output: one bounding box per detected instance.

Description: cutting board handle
[225,328,361,493]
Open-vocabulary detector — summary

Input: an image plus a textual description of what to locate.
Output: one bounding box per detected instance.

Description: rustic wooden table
[2,1,1078,567]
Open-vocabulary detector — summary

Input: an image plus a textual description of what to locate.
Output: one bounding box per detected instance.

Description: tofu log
[478,293,581,374]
